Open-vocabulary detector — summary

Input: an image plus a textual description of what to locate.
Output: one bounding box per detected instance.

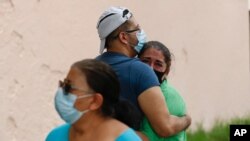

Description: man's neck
[107,46,136,58]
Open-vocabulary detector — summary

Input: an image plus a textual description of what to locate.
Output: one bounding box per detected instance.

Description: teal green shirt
[46,124,142,141]
[141,80,187,141]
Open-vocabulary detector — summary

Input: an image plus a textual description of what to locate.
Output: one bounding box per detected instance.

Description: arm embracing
[138,86,191,137]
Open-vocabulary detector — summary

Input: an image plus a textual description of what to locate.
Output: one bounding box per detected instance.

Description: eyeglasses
[59,80,94,95]
[112,28,140,39]
[125,28,140,33]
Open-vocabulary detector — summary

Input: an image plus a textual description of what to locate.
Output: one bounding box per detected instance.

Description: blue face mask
[54,88,93,124]
[134,29,147,53]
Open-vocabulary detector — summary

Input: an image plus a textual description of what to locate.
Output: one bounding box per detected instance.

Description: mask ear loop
[77,94,94,99]
[75,94,94,113]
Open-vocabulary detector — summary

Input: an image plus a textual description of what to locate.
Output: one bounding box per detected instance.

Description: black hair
[138,41,172,70]
[72,59,141,129]
[139,41,171,62]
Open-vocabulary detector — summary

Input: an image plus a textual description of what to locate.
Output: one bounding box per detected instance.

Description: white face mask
[54,88,93,124]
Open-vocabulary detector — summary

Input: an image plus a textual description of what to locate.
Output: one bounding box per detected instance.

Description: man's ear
[89,93,103,110]
[119,32,128,44]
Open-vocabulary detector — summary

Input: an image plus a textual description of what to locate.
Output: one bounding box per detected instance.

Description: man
[96,6,191,137]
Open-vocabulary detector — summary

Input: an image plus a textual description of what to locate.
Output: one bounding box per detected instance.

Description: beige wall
[0,0,249,140]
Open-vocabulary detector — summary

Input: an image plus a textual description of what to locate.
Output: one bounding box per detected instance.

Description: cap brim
[99,38,106,54]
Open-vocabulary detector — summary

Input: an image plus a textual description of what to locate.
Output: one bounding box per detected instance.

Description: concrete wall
[0,0,249,140]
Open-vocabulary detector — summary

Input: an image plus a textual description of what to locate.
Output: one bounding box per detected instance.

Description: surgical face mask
[134,29,147,53]
[54,88,93,124]
[153,69,165,83]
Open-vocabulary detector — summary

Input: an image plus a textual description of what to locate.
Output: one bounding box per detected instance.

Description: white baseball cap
[96,6,132,54]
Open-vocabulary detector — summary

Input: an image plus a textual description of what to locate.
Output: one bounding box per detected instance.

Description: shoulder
[130,59,151,70]
[94,119,129,140]
[129,59,160,94]
[116,128,142,141]
[45,124,70,141]
[100,119,128,134]
[95,119,141,141]
[129,59,157,78]
[164,81,180,95]
[96,52,131,62]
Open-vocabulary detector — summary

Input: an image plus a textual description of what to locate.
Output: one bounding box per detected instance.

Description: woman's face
[64,67,94,110]
[65,68,90,96]
[139,47,167,73]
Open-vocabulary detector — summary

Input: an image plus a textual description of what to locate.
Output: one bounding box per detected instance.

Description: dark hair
[138,41,172,70]
[72,59,141,129]
[139,41,171,63]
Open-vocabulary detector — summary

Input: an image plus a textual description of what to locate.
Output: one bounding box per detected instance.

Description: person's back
[96,52,158,114]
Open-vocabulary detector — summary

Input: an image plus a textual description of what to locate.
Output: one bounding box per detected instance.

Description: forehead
[141,48,165,61]
[66,67,86,85]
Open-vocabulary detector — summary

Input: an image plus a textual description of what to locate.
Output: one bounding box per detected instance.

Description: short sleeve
[130,60,160,96]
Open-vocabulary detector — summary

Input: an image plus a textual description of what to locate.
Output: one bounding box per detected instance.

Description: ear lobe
[89,94,103,110]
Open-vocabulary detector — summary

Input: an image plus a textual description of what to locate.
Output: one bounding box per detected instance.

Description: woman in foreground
[46,59,142,141]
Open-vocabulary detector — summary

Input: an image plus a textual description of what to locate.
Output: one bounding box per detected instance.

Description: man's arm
[138,86,191,137]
